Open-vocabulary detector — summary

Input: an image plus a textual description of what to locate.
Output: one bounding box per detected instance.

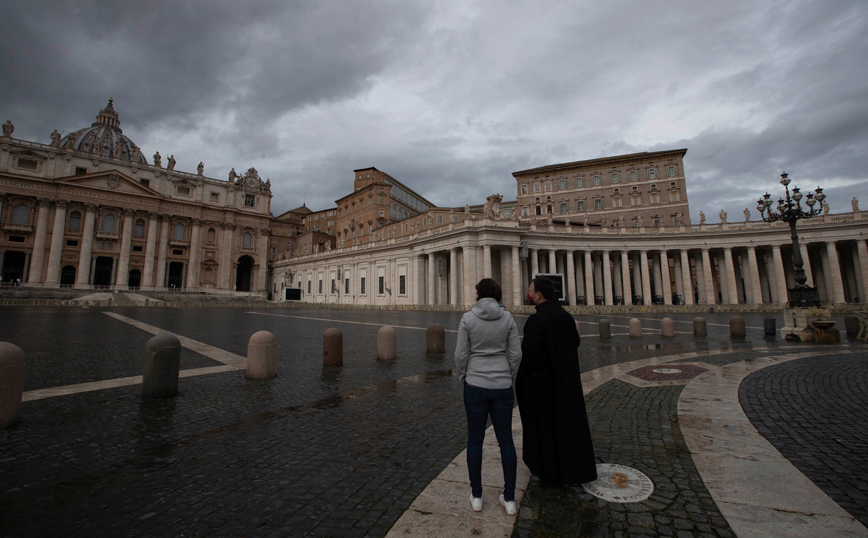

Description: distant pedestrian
[516,276,597,484]
[454,278,522,515]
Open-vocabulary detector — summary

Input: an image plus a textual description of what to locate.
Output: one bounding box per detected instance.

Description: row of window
[522,166,678,194]
[303,274,407,296]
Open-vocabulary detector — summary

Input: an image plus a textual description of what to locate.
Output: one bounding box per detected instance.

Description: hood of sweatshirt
[471,297,504,321]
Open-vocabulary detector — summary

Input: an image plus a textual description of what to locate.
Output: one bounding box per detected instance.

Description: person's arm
[454,317,470,384]
[506,318,522,383]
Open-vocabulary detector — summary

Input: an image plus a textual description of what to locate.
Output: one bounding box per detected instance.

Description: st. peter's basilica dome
[57,99,148,165]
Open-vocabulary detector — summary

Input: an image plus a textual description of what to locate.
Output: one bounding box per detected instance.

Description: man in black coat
[516,276,597,484]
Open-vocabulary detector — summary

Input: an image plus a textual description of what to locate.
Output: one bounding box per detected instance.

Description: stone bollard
[246,331,276,380]
[730,316,746,338]
[629,318,642,338]
[845,315,859,337]
[142,333,181,399]
[694,317,707,337]
[599,319,611,339]
[426,324,445,354]
[377,326,397,360]
[323,328,343,367]
[0,342,25,429]
[661,317,675,338]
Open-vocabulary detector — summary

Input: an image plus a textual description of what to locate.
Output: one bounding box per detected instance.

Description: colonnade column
[463,245,476,305]
[584,251,594,305]
[75,204,98,287]
[483,246,492,278]
[566,251,576,306]
[639,250,651,305]
[825,241,846,303]
[659,250,672,305]
[27,198,52,284]
[770,245,789,304]
[680,250,694,305]
[620,251,632,305]
[116,209,135,288]
[427,252,436,305]
[155,215,170,289]
[531,249,539,275]
[256,228,269,292]
[701,248,716,305]
[799,244,814,286]
[187,219,201,288]
[450,248,459,305]
[44,199,69,286]
[746,246,762,304]
[723,248,739,304]
[602,250,613,305]
[574,252,585,303]
[511,246,521,305]
[548,250,556,276]
[857,241,868,303]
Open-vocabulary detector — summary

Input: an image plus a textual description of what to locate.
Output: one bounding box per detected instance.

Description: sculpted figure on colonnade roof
[2,120,14,138]
[699,211,706,224]
[719,210,727,223]
[852,197,859,211]
[50,129,61,146]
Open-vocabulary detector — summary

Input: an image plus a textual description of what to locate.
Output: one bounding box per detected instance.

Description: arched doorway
[235,256,254,292]
[60,265,76,286]
[93,257,114,286]
[128,269,141,288]
[2,252,27,283]
[167,262,184,289]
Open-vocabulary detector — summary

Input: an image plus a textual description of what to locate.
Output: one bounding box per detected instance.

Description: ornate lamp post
[756,172,826,307]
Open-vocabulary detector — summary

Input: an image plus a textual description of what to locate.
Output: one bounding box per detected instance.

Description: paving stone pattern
[740,352,868,527]
[513,381,735,538]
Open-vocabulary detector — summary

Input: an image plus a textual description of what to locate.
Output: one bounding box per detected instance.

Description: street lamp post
[756,172,826,307]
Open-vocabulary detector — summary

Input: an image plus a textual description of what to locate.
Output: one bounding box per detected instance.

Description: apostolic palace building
[3,100,868,309]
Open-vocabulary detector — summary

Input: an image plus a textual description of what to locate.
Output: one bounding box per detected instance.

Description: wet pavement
[1,307,866,537]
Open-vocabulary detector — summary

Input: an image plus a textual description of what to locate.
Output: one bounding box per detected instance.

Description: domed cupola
[58,98,147,165]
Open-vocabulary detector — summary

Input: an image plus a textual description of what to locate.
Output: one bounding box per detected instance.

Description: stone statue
[92,139,102,153]
[852,197,859,212]
[744,208,751,222]
[313,244,319,254]
[325,241,331,251]
[546,213,553,225]
[618,215,625,227]
[674,212,682,226]
[464,204,471,218]
[197,162,204,176]
[511,208,519,221]
[153,151,162,168]
[50,130,61,146]
[131,146,142,162]
[483,194,503,219]
[584,215,590,226]
[228,168,237,182]
[412,220,419,233]
[167,155,176,170]
[2,120,14,138]
[719,210,727,224]
[564,216,571,226]
[636,215,643,227]
[114,138,123,158]
[823,201,830,214]
[699,211,706,224]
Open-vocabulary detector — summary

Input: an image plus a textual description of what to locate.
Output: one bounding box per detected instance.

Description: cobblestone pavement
[1,307,865,537]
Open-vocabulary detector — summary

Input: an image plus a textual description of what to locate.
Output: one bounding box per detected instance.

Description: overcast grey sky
[3,0,867,222]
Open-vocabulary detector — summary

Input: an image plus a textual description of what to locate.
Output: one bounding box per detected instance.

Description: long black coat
[516,300,597,484]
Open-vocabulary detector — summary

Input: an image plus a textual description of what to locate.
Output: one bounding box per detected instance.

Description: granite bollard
[599,319,611,339]
[730,316,746,338]
[0,342,25,429]
[142,333,181,399]
[377,326,397,360]
[323,328,343,367]
[694,317,707,337]
[426,324,445,354]
[246,331,276,379]
[629,318,642,338]
[661,317,675,338]
[844,315,859,337]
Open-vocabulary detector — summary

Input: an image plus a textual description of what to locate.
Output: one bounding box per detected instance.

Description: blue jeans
[463,383,517,501]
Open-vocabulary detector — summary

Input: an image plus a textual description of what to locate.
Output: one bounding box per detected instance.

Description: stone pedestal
[781,307,835,342]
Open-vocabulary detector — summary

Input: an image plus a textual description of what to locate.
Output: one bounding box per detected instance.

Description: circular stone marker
[652,368,682,374]
[582,463,654,503]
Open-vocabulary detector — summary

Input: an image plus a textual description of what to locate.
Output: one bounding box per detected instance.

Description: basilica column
[770,245,789,304]
[584,251,594,305]
[256,228,269,292]
[602,250,613,305]
[450,248,459,305]
[531,248,539,275]
[512,245,521,305]
[75,204,98,287]
[27,198,52,284]
[142,212,159,288]
[680,250,694,305]
[566,250,576,306]
[427,252,436,305]
[659,250,672,305]
[548,250,556,276]
[825,241,846,303]
[186,219,202,289]
[220,222,235,290]
[620,251,632,305]
[574,252,585,303]
[44,199,69,286]
[722,248,739,304]
[155,215,170,289]
[746,246,762,304]
[639,250,652,305]
[857,241,868,303]
[701,248,716,305]
[483,245,492,278]
[114,209,135,288]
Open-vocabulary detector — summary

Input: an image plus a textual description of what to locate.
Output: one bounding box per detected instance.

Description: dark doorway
[128,269,141,288]
[60,265,76,286]
[167,262,184,289]
[235,255,254,292]
[93,257,114,286]
[2,251,27,283]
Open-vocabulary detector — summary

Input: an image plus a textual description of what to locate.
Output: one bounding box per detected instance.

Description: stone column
[651,255,662,300]
[427,252,436,305]
[746,246,762,304]
[680,250,694,305]
[44,199,69,286]
[256,228,268,292]
[75,204,98,287]
[640,250,652,305]
[575,252,585,301]
[857,241,868,303]
[770,245,789,304]
[620,251,632,305]
[450,248,459,305]
[115,209,135,288]
[142,212,159,288]
[186,219,201,289]
[463,246,476,305]
[27,198,52,284]
[825,241,846,304]
[512,246,521,305]
[566,251,576,306]
[483,245,492,278]
[602,250,613,305]
[155,215,170,289]
[584,251,594,304]
[673,253,684,303]
[220,223,235,290]
[531,248,539,275]
[659,250,672,305]
[593,253,603,301]
[800,244,814,286]
[701,248,716,305]
[722,248,739,304]
[548,250,556,276]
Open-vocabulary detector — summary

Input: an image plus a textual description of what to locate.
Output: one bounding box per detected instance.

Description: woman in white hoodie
[454,278,522,515]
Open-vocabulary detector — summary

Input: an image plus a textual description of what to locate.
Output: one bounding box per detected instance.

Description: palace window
[345,278,350,294]
[547,204,553,214]
[613,197,622,208]
[653,218,662,227]
[575,177,584,188]
[545,182,552,192]
[577,200,585,211]
[560,202,568,213]
[592,175,601,186]
[521,184,527,194]
[12,204,30,225]
[399,275,406,295]
[610,173,620,184]
[651,193,660,204]
[629,171,638,182]
[173,223,185,240]
[437,214,443,224]
[670,191,680,202]
[245,195,255,207]
[319,280,323,294]
[360,277,366,295]
[558,179,566,190]
[647,168,657,179]
[534,183,541,193]
[101,214,116,234]
[667,166,677,177]
[632,195,641,206]
[379,276,385,294]
[68,211,82,232]
[594,199,603,209]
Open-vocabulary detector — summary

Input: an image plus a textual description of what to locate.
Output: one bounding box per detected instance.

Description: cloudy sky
[3,0,867,223]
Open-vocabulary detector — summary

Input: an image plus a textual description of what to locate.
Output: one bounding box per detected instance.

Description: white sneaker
[469,494,483,512]
[499,493,516,516]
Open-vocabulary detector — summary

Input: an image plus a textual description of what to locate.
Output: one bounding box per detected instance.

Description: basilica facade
[0,100,272,293]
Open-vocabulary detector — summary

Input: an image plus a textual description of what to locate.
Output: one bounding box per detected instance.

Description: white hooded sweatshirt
[454,297,522,389]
